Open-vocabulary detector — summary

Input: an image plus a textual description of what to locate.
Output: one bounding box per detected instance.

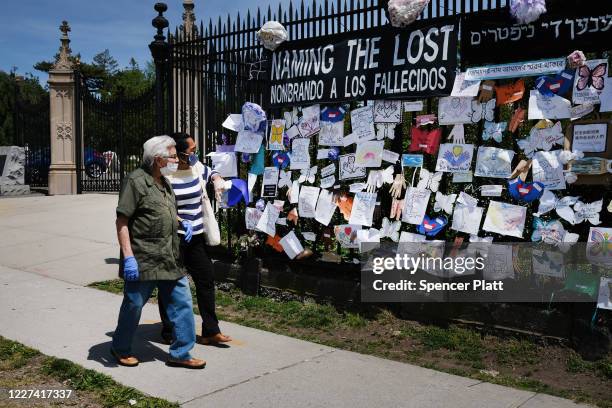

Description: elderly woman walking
[110,135,205,369]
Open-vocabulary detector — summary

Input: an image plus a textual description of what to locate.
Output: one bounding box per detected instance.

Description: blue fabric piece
[417,215,448,237]
[507,177,545,202]
[249,145,265,175]
[320,106,346,123]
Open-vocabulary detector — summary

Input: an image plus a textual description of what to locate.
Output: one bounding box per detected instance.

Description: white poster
[402,187,431,225]
[261,167,279,198]
[532,150,566,190]
[528,90,571,120]
[482,201,527,238]
[355,140,384,168]
[235,130,263,153]
[280,230,305,259]
[298,104,321,137]
[255,202,280,236]
[319,121,344,146]
[350,105,376,141]
[245,207,263,230]
[435,143,474,173]
[474,147,514,179]
[451,72,481,97]
[438,96,474,125]
[451,204,484,235]
[348,191,377,227]
[339,153,367,180]
[314,189,337,226]
[597,277,612,311]
[207,152,237,178]
[572,123,608,153]
[290,138,311,170]
[298,186,320,218]
[403,100,424,112]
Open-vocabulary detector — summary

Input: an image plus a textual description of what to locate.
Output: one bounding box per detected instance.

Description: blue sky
[1,0,291,84]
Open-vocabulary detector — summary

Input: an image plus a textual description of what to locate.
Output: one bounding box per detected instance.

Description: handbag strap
[192,162,209,201]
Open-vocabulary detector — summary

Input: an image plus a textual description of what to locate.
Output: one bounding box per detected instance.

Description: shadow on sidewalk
[87,323,172,367]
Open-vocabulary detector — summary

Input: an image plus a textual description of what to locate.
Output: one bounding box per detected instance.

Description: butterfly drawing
[380,217,401,242]
[588,228,612,257]
[298,166,318,184]
[278,170,292,189]
[471,98,496,123]
[531,218,579,245]
[434,192,457,215]
[576,63,607,91]
[374,100,402,123]
[417,168,443,192]
[482,121,507,143]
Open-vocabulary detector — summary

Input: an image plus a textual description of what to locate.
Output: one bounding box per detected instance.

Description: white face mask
[160,162,178,176]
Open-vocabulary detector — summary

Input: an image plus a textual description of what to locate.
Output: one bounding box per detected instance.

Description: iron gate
[74,72,156,193]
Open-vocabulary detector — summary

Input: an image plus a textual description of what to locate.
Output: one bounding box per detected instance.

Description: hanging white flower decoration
[509,0,547,25]
[257,21,288,51]
[387,0,431,28]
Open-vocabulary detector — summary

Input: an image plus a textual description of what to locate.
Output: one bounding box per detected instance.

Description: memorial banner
[269,19,458,107]
[462,4,612,65]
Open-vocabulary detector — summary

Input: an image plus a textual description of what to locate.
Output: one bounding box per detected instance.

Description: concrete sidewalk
[0,194,591,407]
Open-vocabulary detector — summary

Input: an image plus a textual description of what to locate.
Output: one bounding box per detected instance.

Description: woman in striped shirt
[158,132,232,346]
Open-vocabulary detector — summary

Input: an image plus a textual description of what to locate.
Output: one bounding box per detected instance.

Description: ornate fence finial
[149,3,169,62]
[53,21,73,70]
[182,0,196,36]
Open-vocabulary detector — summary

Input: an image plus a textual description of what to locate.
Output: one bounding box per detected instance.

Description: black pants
[159,234,220,338]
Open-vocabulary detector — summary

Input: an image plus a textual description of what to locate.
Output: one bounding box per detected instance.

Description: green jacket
[116,165,184,281]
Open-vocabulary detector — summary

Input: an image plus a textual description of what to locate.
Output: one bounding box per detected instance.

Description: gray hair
[142,135,176,168]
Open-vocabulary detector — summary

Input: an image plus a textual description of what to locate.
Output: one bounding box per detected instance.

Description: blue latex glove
[181,220,193,243]
[123,256,139,281]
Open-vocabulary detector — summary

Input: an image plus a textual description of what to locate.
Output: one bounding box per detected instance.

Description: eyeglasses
[179,150,200,157]
[160,154,178,160]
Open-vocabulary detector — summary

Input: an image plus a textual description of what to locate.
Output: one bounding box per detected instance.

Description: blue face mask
[188,153,198,167]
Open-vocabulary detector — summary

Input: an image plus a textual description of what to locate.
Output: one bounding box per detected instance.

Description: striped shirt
[164,161,218,235]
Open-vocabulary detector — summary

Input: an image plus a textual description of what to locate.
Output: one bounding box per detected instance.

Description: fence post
[48,21,78,195]
[149,3,170,135]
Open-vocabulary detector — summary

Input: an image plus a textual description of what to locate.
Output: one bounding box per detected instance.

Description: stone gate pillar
[48,21,77,195]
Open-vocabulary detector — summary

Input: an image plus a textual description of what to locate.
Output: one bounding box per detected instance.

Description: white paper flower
[509,0,546,24]
[257,21,288,51]
[387,0,431,28]
[559,150,584,165]
[564,171,577,184]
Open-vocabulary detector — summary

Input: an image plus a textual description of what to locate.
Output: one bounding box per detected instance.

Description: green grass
[0,339,39,369]
[495,338,540,366]
[566,351,612,380]
[0,336,178,408]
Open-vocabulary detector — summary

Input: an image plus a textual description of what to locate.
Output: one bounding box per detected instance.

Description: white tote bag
[193,163,221,246]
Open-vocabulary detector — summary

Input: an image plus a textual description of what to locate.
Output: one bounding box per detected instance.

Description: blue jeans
[112,277,195,360]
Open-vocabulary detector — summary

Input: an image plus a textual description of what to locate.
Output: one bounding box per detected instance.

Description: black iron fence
[160,0,510,256]
[14,84,50,189]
